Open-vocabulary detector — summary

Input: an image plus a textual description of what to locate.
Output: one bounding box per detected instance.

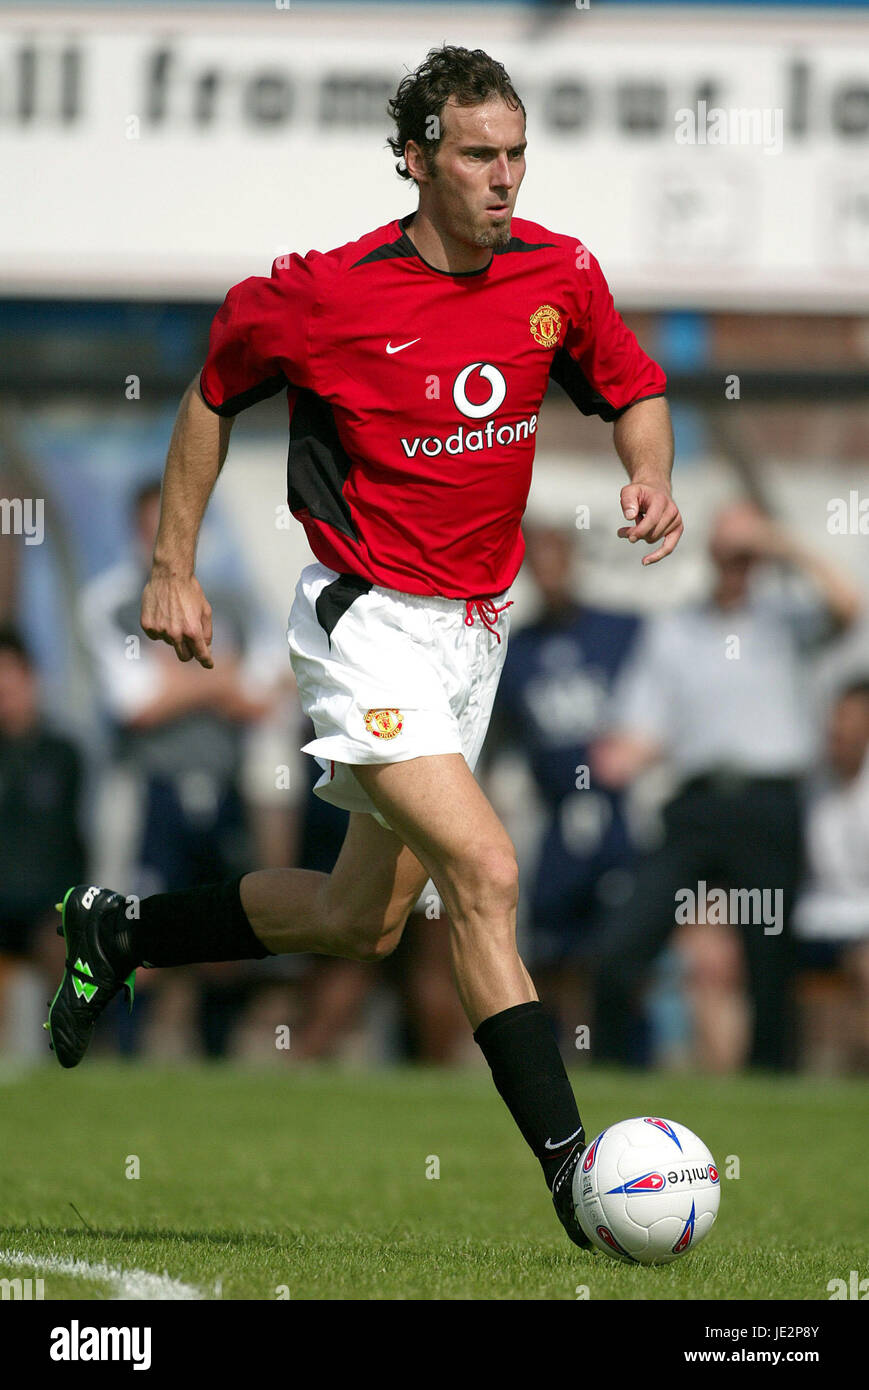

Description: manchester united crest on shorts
[529,304,562,348]
[364,708,403,740]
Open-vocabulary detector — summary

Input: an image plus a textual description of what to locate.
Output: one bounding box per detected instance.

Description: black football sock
[102,875,272,974]
[474,1000,585,1190]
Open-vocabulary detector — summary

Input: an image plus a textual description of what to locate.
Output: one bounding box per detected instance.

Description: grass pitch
[1,1062,865,1300]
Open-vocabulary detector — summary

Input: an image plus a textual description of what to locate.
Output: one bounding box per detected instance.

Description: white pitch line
[0,1249,207,1300]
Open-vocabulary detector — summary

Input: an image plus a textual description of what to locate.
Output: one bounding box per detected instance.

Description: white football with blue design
[572,1116,720,1264]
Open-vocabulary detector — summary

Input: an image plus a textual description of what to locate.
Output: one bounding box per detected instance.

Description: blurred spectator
[591,502,863,1072]
[0,627,85,1057]
[485,523,641,1048]
[794,679,869,1074]
[78,480,282,1057]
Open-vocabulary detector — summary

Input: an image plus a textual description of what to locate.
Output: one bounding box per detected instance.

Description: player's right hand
[140,568,214,667]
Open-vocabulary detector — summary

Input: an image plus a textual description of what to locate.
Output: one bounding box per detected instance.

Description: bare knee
[442,842,519,928]
[345,926,402,964]
[323,890,415,963]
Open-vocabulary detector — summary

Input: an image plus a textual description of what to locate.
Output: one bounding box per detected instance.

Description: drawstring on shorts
[464,597,513,643]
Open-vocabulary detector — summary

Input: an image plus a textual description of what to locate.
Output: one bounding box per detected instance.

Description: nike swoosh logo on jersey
[385,338,421,355]
[544,1126,585,1151]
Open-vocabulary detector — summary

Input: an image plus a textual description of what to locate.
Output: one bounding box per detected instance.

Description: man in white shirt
[591,502,862,1070]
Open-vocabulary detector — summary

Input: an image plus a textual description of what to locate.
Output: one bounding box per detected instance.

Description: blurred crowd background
[2,0,869,1074]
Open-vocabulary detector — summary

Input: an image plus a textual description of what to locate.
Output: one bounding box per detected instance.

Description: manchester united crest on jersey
[364,708,403,740]
[529,304,562,348]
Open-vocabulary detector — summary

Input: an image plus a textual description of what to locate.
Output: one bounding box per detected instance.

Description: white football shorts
[286,562,513,829]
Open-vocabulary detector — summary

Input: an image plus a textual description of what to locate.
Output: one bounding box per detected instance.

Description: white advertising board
[0,4,867,308]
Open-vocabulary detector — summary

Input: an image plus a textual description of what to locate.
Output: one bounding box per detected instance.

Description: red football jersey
[200,213,666,598]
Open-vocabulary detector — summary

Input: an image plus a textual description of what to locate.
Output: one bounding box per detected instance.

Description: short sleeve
[551,247,666,423]
[199,251,319,417]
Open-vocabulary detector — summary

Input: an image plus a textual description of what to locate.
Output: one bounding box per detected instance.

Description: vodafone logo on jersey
[452,362,507,420]
[400,362,537,460]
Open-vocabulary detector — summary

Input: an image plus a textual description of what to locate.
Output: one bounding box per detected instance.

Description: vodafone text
[401,414,537,459]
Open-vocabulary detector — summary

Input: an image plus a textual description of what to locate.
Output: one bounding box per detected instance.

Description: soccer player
[46,46,682,1248]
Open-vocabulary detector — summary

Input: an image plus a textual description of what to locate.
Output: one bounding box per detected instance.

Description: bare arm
[140,377,234,667]
[776,539,863,632]
[612,395,683,565]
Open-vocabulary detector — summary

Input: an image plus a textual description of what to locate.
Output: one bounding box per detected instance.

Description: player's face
[423,97,526,250]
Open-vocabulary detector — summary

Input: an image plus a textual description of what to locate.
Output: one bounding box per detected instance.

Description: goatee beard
[473,219,512,250]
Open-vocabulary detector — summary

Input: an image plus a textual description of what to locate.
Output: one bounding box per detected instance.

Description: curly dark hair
[387,45,525,183]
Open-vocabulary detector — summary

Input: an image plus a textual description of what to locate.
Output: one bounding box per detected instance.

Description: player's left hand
[618,483,684,565]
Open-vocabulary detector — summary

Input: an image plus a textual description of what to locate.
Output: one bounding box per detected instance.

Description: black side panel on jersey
[200,370,287,418]
[287,389,359,541]
[548,346,624,423]
[315,573,373,646]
